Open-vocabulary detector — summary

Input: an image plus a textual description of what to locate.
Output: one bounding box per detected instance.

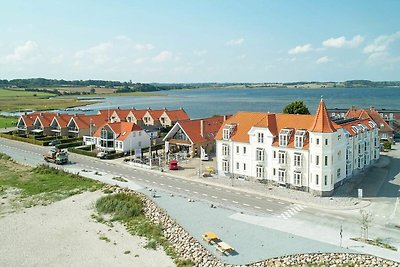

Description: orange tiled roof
[35,112,58,127]
[93,122,143,141]
[179,116,228,144]
[310,99,337,133]
[53,114,74,128]
[345,106,393,133]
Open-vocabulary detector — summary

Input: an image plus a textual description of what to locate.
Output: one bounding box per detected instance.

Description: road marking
[254,206,261,209]
[243,203,250,207]
[245,194,251,197]
[194,191,199,194]
[152,181,157,184]
[145,180,150,182]
[211,196,218,199]
[138,178,143,181]
[278,201,285,204]
[160,183,165,186]
[232,200,238,204]
[222,198,227,201]
[176,187,181,190]
[255,196,262,200]
[215,188,221,191]
[266,199,273,202]
[235,192,241,195]
[389,197,399,220]
[226,190,231,193]
[202,193,208,197]
[266,208,273,212]
[185,189,190,192]
[168,185,172,188]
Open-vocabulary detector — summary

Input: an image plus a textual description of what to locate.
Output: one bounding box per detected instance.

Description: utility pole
[340,225,343,247]
[90,118,93,151]
[149,134,152,168]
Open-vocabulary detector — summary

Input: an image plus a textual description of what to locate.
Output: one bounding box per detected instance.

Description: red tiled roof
[53,114,74,128]
[70,114,108,129]
[345,106,393,133]
[130,110,148,120]
[310,99,337,133]
[164,109,190,121]
[35,113,58,127]
[179,116,228,144]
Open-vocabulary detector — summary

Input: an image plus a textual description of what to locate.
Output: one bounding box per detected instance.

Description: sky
[0,0,399,83]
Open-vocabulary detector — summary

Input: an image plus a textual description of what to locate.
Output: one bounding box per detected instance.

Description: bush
[96,193,143,221]
[68,147,97,157]
[56,141,83,149]
[383,140,391,150]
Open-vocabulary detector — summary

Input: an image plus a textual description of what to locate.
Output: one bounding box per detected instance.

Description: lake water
[78,87,400,118]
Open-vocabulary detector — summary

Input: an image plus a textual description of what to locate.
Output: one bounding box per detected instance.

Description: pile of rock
[104,185,399,267]
[244,253,399,267]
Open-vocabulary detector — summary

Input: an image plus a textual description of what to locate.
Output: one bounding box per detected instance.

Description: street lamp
[90,118,93,151]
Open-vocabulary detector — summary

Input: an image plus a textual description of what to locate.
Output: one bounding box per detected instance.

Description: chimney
[131,107,135,110]
[200,119,204,138]
[57,113,60,116]
[117,106,120,110]
[147,107,151,110]
[163,107,167,110]
[223,115,227,121]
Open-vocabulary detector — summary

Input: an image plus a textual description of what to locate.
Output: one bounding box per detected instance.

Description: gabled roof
[68,114,108,130]
[310,99,337,133]
[19,113,38,127]
[93,122,143,141]
[129,110,148,120]
[52,114,74,128]
[163,109,190,121]
[177,116,228,144]
[35,112,58,127]
[147,110,164,120]
[345,106,393,133]
[340,118,375,136]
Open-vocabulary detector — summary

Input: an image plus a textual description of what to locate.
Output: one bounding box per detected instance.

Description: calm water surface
[81,87,400,118]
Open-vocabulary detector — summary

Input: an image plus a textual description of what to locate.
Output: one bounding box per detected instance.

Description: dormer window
[294,129,307,148]
[222,123,236,140]
[257,132,264,143]
[368,121,377,128]
[223,129,230,140]
[279,128,292,147]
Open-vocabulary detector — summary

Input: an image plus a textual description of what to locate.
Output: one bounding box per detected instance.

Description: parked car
[201,152,209,161]
[97,150,115,159]
[48,140,61,146]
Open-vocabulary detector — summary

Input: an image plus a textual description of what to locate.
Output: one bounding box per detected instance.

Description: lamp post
[90,118,93,151]
[149,133,152,168]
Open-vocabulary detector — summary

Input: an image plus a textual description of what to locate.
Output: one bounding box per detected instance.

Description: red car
[169,160,178,170]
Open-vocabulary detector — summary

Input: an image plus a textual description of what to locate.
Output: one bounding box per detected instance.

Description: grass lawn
[0,153,102,207]
[0,115,18,128]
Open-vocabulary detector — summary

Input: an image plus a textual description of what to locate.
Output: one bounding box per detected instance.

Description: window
[278,151,286,164]
[273,168,276,176]
[279,128,292,146]
[138,141,142,147]
[338,135,341,141]
[222,144,230,156]
[243,146,247,154]
[325,139,328,145]
[294,153,302,167]
[316,174,319,185]
[133,132,136,137]
[294,130,307,148]
[324,156,328,166]
[273,151,276,159]
[222,160,230,172]
[256,148,265,161]
[316,155,320,166]
[338,151,342,160]
[243,163,246,171]
[257,132,264,143]
[337,168,341,179]
[223,129,230,140]
[324,175,328,186]
[294,172,301,185]
[278,169,286,183]
[316,138,320,145]
[138,131,141,136]
[236,162,239,170]
[236,146,239,153]
[256,166,264,178]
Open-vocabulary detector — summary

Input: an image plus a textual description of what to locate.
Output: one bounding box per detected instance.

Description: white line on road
[266,208,273,212]
[185,189,190,192]
[202,193,208,197]
[194,191,199,194]
[278,201,285,204]
[255,197,262,200]
[235,192,241,195]
[176,187,181,190]
[222,198,227,201]
[160,183,165,186]
[212,196,218,199]
[254,206,261,209]
[168,185,172,188]
[243,203,250,207]
[232,201,238,204]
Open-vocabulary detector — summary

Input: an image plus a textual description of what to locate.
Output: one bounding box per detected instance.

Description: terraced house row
[215,99,380,196]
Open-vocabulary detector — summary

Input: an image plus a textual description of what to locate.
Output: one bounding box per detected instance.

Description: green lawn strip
[0,155,102,206]
[95,193,193,266]
[0,115,18,128]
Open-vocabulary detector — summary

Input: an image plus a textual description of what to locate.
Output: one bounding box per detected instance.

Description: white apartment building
[215,99,380,196]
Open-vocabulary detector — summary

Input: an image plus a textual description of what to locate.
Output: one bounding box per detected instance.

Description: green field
[0,115,18,128]
[0,88,93,112]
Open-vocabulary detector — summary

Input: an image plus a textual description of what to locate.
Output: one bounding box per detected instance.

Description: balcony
[68,127,79,133]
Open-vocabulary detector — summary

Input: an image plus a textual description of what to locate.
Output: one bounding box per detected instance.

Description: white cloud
[135,43,155,52]
[115,35,130,41]
[288,44,313,55]
[193,50,208,56]
[152,51,173,62]
[363,31,400,54]
[238,54,246,60]
[316,56,331,64]
[322,35,364,48]
[74,42,112,65]
[50,54,64,64]
[133,57,145,64]
[4,40,38,63]
[226,38,244,46]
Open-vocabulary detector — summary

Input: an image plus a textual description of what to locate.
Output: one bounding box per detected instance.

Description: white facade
[216,113,380,196]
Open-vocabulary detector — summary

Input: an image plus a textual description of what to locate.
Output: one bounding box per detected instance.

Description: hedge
[68,147,97,157]
[0,133,45,145]
[56,141,83,149]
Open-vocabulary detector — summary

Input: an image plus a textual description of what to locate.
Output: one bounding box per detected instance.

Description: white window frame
[278,169,286,183]
[256,148,265,161]
[293,172,301,186]
[222,144,230,156]
[223,129,230,140]
[278,151,286,164]
[256,166,264,179]
[222,160,230,173]
[257,132,264,143]
[294,153,302,167]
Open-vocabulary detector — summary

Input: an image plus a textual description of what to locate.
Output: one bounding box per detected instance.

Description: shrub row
[56,141,83,149]
[68,147,97,157]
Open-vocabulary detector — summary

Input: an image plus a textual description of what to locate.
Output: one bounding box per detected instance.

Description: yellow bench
[215,241,234,256]
[202,232,220,244]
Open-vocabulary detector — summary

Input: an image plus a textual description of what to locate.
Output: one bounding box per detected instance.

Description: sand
[0,191,175,267]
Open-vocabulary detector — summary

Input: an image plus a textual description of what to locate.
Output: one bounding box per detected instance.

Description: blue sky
[0,0,399,82]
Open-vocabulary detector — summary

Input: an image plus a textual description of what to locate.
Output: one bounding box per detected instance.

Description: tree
[283,100,310,114]
[359,209,373,240]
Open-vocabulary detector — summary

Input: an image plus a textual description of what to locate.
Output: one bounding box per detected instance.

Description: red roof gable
[310,99,337,133]
[179,116,228,144]
[93,122,143,141]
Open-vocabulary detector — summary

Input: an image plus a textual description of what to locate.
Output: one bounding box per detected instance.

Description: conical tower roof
[310,99,336,133]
